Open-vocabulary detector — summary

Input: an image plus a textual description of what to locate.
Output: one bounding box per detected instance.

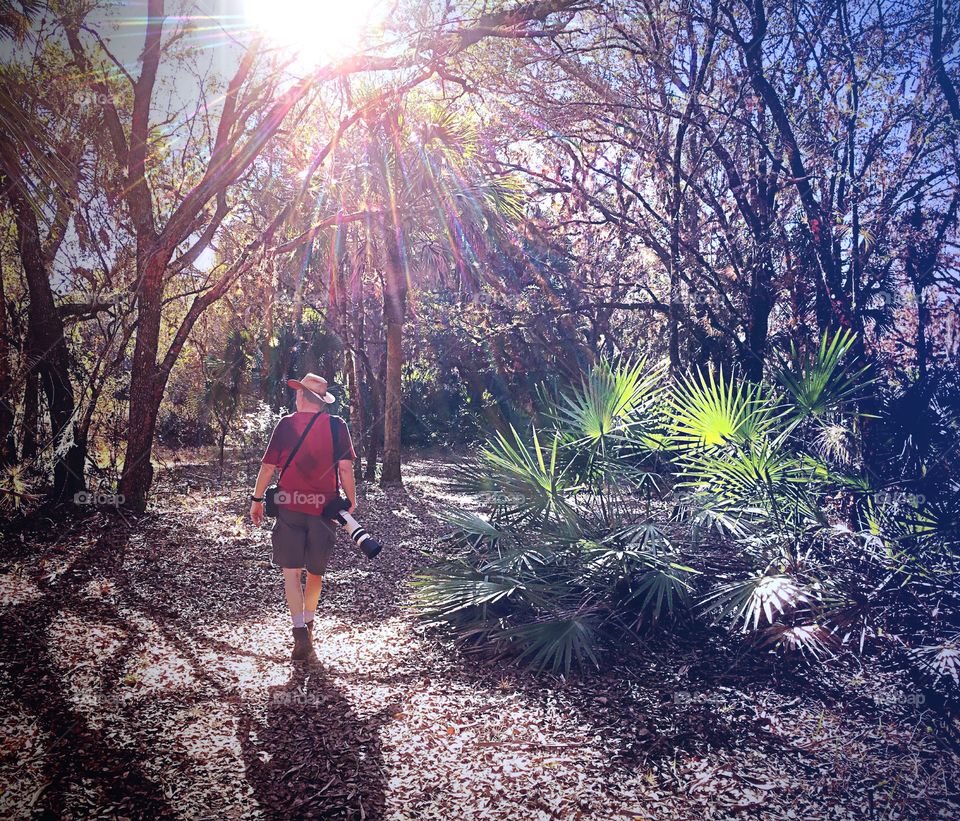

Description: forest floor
[1,450,958,820]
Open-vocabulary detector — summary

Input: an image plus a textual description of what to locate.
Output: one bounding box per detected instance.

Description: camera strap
[331,415,341,495]
[279,410,323,479]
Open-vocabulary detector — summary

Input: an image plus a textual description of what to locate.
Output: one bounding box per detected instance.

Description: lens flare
[243,0,385,63]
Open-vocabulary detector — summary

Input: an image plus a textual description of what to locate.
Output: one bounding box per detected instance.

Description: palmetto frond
[860,492,957,562]
[480,545,555,574]
[473,424,580,525]
[439,508,511,548]
[626,562,695,625]
[669,367,780,450]
[552,357,667,450]
[700,574,812,633]
[760,623,837,662]
[679,438,806,498]
[414,106,479,159]
[411,568,528,620]
[678,438,824,527]
[910,638,960,685]
[673,491,754,540]
[0,463,41,512]
[772,330,872,420]
[479,173,525,223]
[415,351,889,673]
[0,1,41,41]
[496,615,601,674]
[814,422,857,466]
[580,532,673,579]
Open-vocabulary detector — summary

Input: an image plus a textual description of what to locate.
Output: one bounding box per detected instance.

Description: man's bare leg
[283,567,305,626]
[304,572,323,633]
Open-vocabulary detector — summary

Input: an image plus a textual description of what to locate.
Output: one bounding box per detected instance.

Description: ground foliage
[1,452,958,819]
[415,339,960,687]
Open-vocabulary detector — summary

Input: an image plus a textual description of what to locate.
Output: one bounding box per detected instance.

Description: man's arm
[249,463,277,525]
[338,460,356,514]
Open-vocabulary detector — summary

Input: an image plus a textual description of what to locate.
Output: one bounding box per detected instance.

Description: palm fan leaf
[458,424,579,525]
[910,638,960,685]
[700,574,812,633]
[759,623,837,661]
[772,330,872,420]
[669,367,780,450]
[626,563,695,625]
[496,615,601,674]
[439,508,512,548]
[411,569,527,619]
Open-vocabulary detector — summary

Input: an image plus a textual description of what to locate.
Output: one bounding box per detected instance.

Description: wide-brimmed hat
[287,373,335,404]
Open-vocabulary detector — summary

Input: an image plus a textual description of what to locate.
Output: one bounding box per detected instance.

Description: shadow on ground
[0,505,390,819]
[238,663,395,819]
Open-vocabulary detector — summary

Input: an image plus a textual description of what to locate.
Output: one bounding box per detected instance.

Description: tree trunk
[364,419,380,482]
[380,318,403,484]
[261,259,276,401]
[364,341,386,483]
[374,116,408,486]
[119,251,168,511]
[120,383,164,511]
[20,370,38,462]
[218,427,227,476]
[0,270,14,464]
[1,145,85,501]
[743,255,774,382]
[346,349,365,483]
[349,273,367,482]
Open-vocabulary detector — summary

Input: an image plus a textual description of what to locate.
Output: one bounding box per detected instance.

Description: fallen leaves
[0,453,957,819]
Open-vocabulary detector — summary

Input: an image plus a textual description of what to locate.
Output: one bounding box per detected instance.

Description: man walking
[250,373,356,661]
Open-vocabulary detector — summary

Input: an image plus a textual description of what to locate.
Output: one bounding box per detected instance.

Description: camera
[322,497,382,559]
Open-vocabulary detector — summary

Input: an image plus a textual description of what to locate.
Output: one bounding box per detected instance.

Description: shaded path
[1,453,958,819]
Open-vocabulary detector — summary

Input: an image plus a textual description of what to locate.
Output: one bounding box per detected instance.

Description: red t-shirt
[262,412,356,514]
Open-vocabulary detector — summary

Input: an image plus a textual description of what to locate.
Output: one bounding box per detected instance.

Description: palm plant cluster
[412,332,960,684]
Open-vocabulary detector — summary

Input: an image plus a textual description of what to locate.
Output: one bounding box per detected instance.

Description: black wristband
[251,495,264,502]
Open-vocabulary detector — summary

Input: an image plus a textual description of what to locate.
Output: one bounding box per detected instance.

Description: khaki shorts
[272,507,337,575]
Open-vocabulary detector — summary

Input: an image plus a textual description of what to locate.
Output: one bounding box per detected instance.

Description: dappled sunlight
[1,451,957,818]
[0,570,43,608]
[313,615,416,677]
[137,704,254,818]
[0,701,49,816]
[189,617,302,693]
[122,640,199,692]
[4,0,958,814]
[49,616,127,724]
[378,680,615,818]
[403,469,487,512]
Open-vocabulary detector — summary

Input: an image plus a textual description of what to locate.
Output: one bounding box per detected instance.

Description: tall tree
[59,0,582,509]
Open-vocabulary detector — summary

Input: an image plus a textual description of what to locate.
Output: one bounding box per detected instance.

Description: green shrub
[413,333,960,680]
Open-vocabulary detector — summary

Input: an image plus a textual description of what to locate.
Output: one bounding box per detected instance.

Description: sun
[243,0,386,63]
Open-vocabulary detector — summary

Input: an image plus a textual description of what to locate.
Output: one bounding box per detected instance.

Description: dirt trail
[1,454,957,819]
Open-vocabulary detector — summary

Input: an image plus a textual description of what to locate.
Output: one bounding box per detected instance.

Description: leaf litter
[0,452,957,819]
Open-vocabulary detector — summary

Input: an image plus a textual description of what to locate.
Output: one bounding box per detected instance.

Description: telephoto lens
[322,497,382,559]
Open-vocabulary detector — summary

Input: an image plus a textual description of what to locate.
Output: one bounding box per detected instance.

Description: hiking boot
[305,619,315,642]
[291,626,311,662]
